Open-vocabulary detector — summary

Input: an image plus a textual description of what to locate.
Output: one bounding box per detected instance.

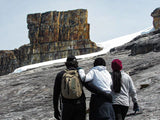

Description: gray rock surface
[0,49,160,120]
[110,29,160,56]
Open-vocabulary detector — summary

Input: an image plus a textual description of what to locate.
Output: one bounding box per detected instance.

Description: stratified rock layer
[26,9,101,62]
[151,7,160,30]
[0,9,101,76]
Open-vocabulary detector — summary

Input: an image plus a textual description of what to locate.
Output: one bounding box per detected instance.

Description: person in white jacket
[85,57,115,120]
[111,59,139,120]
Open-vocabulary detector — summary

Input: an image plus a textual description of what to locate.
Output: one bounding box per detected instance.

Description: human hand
[133,102,139,113]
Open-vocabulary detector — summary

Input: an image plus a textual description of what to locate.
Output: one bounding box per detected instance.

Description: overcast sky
[0,0,159,50]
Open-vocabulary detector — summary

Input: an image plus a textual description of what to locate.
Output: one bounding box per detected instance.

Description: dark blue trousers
[89,94,115,120]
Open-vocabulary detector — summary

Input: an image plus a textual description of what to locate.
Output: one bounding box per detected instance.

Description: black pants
[61,101,86,120]
[113,105,129,120]
[89,94,115,120]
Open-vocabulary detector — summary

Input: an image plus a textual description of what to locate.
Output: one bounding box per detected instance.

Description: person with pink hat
[111,59,139,120]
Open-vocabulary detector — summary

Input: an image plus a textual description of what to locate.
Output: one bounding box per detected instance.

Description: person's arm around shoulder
[84,69,112,102]
[77,67,86,82]
[83,69,95,90]
[85,69,94,82]
[78,67,96,91]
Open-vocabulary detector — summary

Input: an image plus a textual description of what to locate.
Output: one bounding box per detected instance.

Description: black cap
[66,55,77,62]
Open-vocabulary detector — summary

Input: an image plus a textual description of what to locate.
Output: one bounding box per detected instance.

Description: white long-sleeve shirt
[112,71,138,106]
[85,66,112,93]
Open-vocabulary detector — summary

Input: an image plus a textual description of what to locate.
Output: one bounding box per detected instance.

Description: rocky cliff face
[151,7,160,30]
[27,9,100,63]
[110,29,160,55]
[0,50,19,74]
[0,9,101,76]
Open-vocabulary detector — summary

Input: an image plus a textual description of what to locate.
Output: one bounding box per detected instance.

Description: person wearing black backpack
[53,55,86,120]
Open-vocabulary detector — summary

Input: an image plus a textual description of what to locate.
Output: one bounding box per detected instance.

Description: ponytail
[112,71,122,93]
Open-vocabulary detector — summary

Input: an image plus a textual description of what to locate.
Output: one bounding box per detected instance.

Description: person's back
[112,71,137,106]
[85,57,115,120]
[86,65,112,94]
[111,59,139,120]
[53,55,86,120]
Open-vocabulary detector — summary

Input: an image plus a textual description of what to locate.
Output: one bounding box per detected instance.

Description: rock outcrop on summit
[0,9,101,76]
[27,9,101,62]
[151,7,160,30]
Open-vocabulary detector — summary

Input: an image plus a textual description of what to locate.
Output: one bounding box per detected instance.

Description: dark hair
[112,71,122,93]
[65,55,78,69]
[66,55,76,62]
[94,57,106,67]
[65,61,78,69]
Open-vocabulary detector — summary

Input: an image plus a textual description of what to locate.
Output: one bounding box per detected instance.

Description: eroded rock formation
[0,9,101,76]
[151,7,160,30]
[27,9,101,63]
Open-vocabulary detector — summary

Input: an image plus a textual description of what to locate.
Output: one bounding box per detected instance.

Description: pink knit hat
[111,59,122,71]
